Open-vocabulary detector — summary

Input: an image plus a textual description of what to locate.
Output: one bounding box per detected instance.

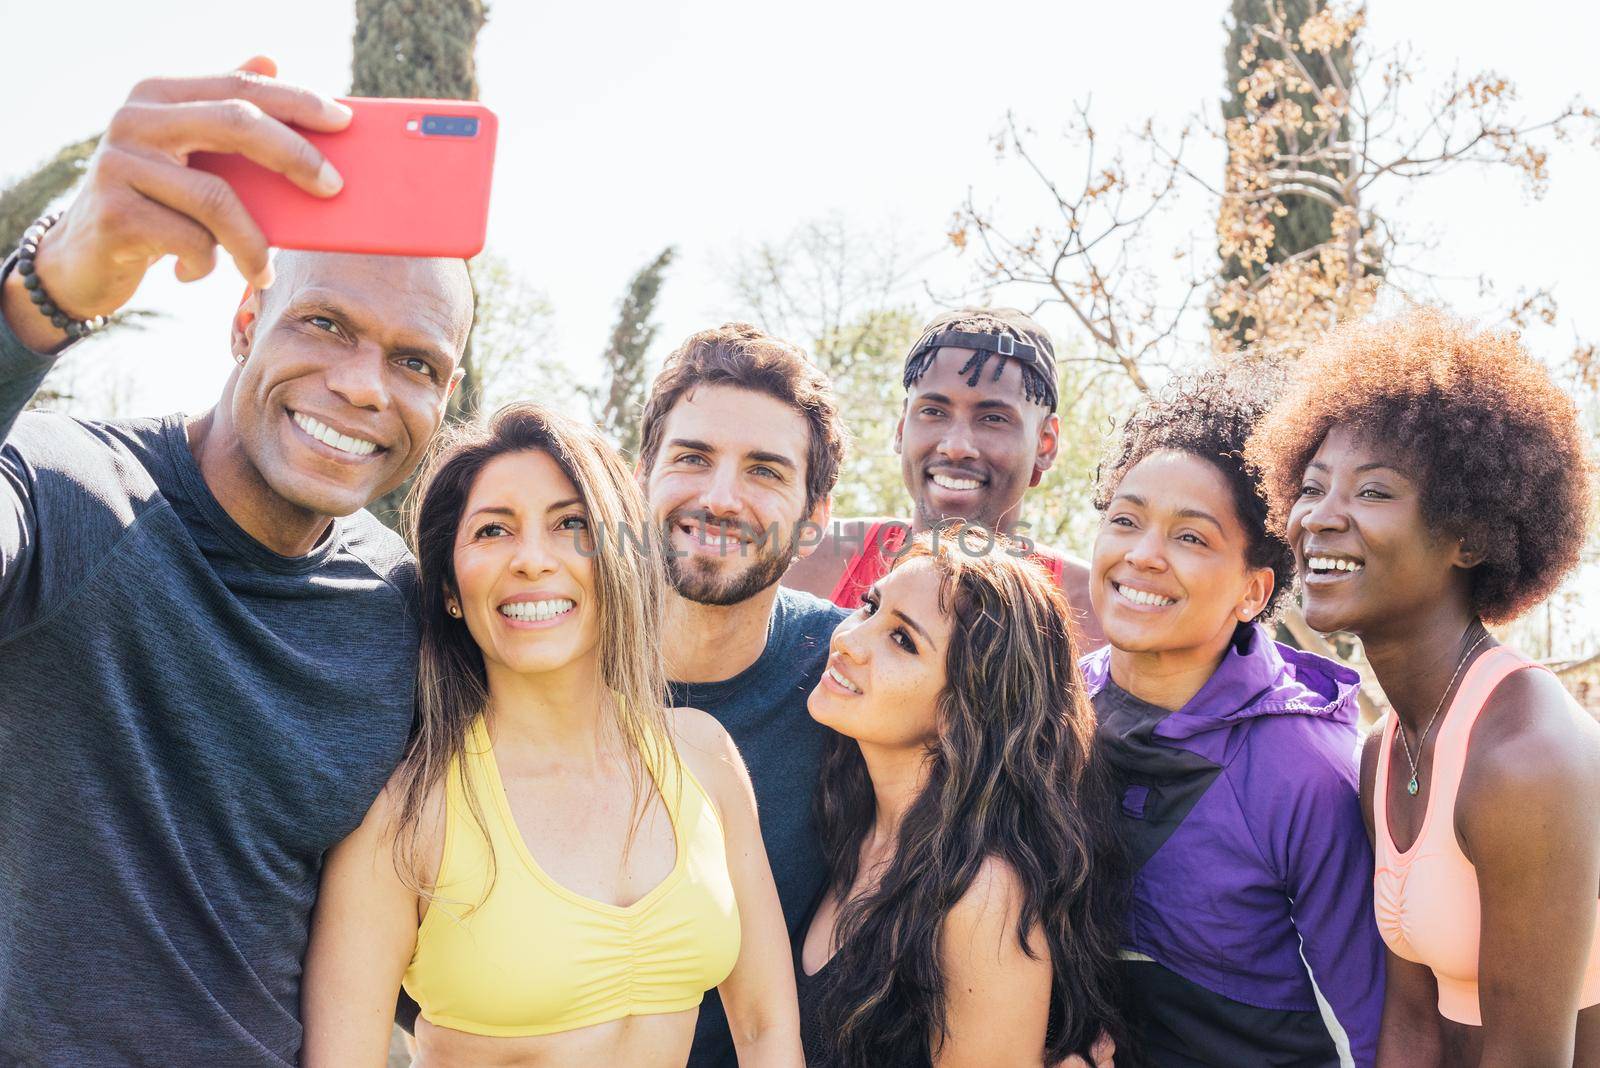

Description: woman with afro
[1249,307,1600,1066]
[1084,364,1384,1066]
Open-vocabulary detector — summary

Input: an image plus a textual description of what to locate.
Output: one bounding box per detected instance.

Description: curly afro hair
[1095,361,1295,622]
[1247,306,1596,625]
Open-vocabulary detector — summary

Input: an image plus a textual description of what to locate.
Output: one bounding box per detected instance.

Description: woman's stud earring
[447,603,461,618]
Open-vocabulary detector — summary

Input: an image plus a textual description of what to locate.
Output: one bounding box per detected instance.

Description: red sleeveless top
[829,520,1068,609]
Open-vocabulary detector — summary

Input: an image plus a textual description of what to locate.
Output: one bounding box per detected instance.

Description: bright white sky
[2,0,1598,649]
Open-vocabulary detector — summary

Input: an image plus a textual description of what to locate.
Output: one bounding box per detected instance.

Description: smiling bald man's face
[229,251,473,520]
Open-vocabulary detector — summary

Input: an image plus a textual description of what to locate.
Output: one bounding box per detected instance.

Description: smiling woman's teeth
[499,599,576,622]
[1307,557,1365,573]
[1116,583,1176,607]
[827,665,863,695]
[293,412,378,457]
[930,473,983,491]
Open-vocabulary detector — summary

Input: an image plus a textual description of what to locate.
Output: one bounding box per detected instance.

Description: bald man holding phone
[0,59,473,1066]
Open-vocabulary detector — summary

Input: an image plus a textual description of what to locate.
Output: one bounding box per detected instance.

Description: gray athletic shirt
[673,586,849,1068]
[0,313,418,1065]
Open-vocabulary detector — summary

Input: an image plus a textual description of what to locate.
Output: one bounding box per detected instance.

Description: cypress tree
[598,247,675,460]
[352,0,486,101]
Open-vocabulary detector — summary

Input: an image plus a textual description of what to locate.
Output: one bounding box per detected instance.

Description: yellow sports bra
[402,716,741,1038]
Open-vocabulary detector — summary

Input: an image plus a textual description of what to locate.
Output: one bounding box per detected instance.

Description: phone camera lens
[420,114,478,138]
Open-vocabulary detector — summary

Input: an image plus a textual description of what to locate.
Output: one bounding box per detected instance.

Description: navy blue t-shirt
[0,315,418,1065]
[673,586,848,1068]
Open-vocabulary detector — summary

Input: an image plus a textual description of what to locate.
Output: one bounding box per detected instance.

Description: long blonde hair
[394,402,675,900]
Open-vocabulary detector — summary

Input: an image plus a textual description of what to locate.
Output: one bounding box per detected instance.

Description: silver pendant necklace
[1397,626,1491,797]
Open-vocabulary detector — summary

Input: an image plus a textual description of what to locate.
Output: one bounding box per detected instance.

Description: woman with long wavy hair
[299,403,802,1067]
[798,529,1124,1068]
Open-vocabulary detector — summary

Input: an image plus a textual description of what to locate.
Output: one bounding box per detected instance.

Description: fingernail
[256,263,276,291]
[316,160,343,195]
[328,100,353,123]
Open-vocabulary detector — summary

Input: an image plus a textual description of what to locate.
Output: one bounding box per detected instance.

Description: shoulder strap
[1373,710,1400,859]
[1374,647,1530,858]
[1426,645,1533,822]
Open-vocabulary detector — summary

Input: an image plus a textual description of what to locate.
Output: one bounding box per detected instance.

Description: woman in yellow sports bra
[300,404,803,1067]
[1250,308,1600,1067]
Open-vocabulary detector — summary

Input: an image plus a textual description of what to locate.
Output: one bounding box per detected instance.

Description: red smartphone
[191,98,497,258]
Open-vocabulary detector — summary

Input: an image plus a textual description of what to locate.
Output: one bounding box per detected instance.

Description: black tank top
[795,950,838,1068]
[796,947,935,1068]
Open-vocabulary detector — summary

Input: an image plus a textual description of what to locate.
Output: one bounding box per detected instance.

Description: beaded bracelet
[17,213,107,340]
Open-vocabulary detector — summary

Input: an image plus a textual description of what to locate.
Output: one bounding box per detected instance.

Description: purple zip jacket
[1082,623,1384,1068]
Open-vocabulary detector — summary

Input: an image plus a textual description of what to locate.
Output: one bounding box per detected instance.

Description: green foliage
[720,216,1135,541]
[0,136,99,252]
[469,252,563,416]
[0,135,160,412]
[351,0,487,100]
[597,248,674,460]
[722,216,931,517]
[808,307,922,518]
[1024,361,1138,558]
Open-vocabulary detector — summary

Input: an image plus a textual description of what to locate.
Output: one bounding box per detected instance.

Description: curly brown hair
[1247,306,1596,624]
[1094,363,1296,621]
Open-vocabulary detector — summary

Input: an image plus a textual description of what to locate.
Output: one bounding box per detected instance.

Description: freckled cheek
[900,687,944,744]
[880,659,941,710]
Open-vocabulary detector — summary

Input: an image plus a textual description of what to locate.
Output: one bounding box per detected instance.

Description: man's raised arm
[0,55,351,605]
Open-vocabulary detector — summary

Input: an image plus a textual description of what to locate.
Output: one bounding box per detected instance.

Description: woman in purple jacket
[1084,366,1384,1067]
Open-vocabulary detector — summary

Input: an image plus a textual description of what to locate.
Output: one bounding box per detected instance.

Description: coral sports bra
[402,717,741,1037]
[1373,645,1600,1026]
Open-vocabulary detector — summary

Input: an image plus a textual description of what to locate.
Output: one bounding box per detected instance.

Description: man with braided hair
[785,307,1103,647]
